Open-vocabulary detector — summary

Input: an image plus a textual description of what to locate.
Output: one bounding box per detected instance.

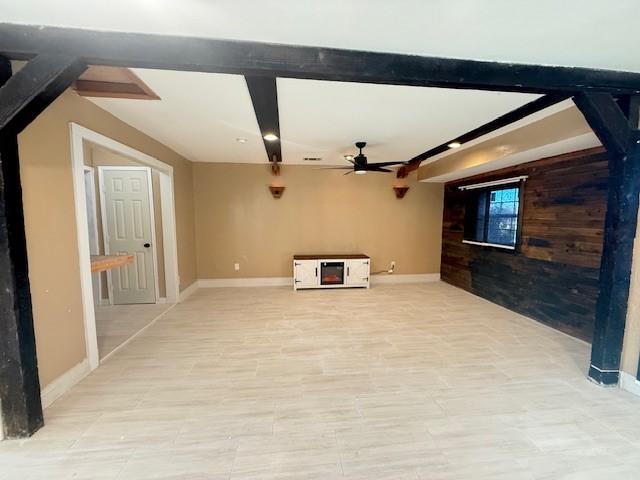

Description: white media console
[293,254,370,290]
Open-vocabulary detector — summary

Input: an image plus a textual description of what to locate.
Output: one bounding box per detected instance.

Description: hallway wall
[17,89,197,389]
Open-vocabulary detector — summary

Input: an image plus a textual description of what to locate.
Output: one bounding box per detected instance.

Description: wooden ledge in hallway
[90,254,134,273]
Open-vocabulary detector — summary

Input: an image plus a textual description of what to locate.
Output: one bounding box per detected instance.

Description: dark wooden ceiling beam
[617,95,640,129]
[0,53,86,137]
[245,76,281,163]
[573,93,635,157]
[397,93,569,177]
[2,24,640,95]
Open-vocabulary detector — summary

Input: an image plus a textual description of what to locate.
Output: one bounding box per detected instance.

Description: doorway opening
[70,123,179,370]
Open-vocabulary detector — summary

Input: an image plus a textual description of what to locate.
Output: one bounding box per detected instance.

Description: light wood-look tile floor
[2,282,640,479]
[96,303,173,359]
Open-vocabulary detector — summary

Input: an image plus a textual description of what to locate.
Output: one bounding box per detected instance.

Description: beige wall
[621,205,640,377]
[193,163,443,278]
[17,90,197,388]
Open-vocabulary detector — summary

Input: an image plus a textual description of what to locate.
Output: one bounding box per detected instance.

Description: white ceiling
[88,68,539,164]
[2,0,639,72]
[90,69,266,163]
[278,79,537,165]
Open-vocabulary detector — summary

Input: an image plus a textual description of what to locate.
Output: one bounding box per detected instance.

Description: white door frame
[83,166,103,306]
[69,123,180,371]
[97,166,160,305]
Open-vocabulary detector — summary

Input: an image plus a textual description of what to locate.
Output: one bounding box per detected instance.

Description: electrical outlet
[234,263,240,271]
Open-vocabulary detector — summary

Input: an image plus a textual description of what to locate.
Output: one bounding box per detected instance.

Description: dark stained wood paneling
[441,147,609,342]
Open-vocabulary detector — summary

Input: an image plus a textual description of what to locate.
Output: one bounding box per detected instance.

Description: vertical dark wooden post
[0,57,44,438]
[574,93,640,385]
[589,146,640,384]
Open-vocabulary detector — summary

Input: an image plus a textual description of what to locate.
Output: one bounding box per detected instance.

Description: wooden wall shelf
[269,185,285,199]
[393,186,410,199]
[90,254,134,273]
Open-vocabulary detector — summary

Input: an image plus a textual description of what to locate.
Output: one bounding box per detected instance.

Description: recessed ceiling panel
[89,69,266,163]
[278,78,539,165]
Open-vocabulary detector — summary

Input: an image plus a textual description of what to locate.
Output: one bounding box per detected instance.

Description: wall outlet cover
[234,263,240,271]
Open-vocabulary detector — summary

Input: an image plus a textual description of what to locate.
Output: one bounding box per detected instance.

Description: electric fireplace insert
[320,261,345,285]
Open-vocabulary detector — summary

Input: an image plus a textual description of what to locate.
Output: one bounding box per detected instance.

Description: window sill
[462,240,516,250]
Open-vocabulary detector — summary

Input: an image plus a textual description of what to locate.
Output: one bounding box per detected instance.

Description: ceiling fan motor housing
[319,141,402,174]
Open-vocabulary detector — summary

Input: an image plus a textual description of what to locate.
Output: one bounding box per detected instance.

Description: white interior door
[294,260,319,289]
[346,259,370,286]
[100,167,157,304]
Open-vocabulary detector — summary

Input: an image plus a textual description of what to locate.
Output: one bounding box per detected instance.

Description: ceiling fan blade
[343,170,354,175]
[369,161,408,168]
[315,166,354,170]
[367,167,393,173]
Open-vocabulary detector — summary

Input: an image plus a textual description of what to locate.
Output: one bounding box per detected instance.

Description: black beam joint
[0,53,86,138]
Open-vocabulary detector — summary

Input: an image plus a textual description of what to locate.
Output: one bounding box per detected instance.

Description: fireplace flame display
[321,262,344,285]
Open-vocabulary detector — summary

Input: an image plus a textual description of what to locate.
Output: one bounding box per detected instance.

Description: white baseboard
[619,371,640,397]
[40,359,90,409]
[157,297,168,304]
[178,280,200,302]
[100,304,176,363]
[199,277,293,288]
[197,274,440,289]
[370,273,440,284]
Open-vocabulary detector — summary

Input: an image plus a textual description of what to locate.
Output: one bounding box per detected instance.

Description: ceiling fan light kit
[318,141,406,175]
[393,186,410,199]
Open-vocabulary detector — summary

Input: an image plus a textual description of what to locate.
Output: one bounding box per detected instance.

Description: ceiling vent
[303,157,323,162]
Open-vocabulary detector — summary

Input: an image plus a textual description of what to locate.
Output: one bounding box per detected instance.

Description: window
[463,183,521,249]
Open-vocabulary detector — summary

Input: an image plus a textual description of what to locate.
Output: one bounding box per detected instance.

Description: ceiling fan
[321,142,407,175]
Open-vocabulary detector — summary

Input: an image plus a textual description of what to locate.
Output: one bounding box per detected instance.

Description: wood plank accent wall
[441,147,609,342]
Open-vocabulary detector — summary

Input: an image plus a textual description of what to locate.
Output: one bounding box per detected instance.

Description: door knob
[143,243,151,248]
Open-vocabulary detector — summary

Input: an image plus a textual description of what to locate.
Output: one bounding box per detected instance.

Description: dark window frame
[462,181,524,250]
